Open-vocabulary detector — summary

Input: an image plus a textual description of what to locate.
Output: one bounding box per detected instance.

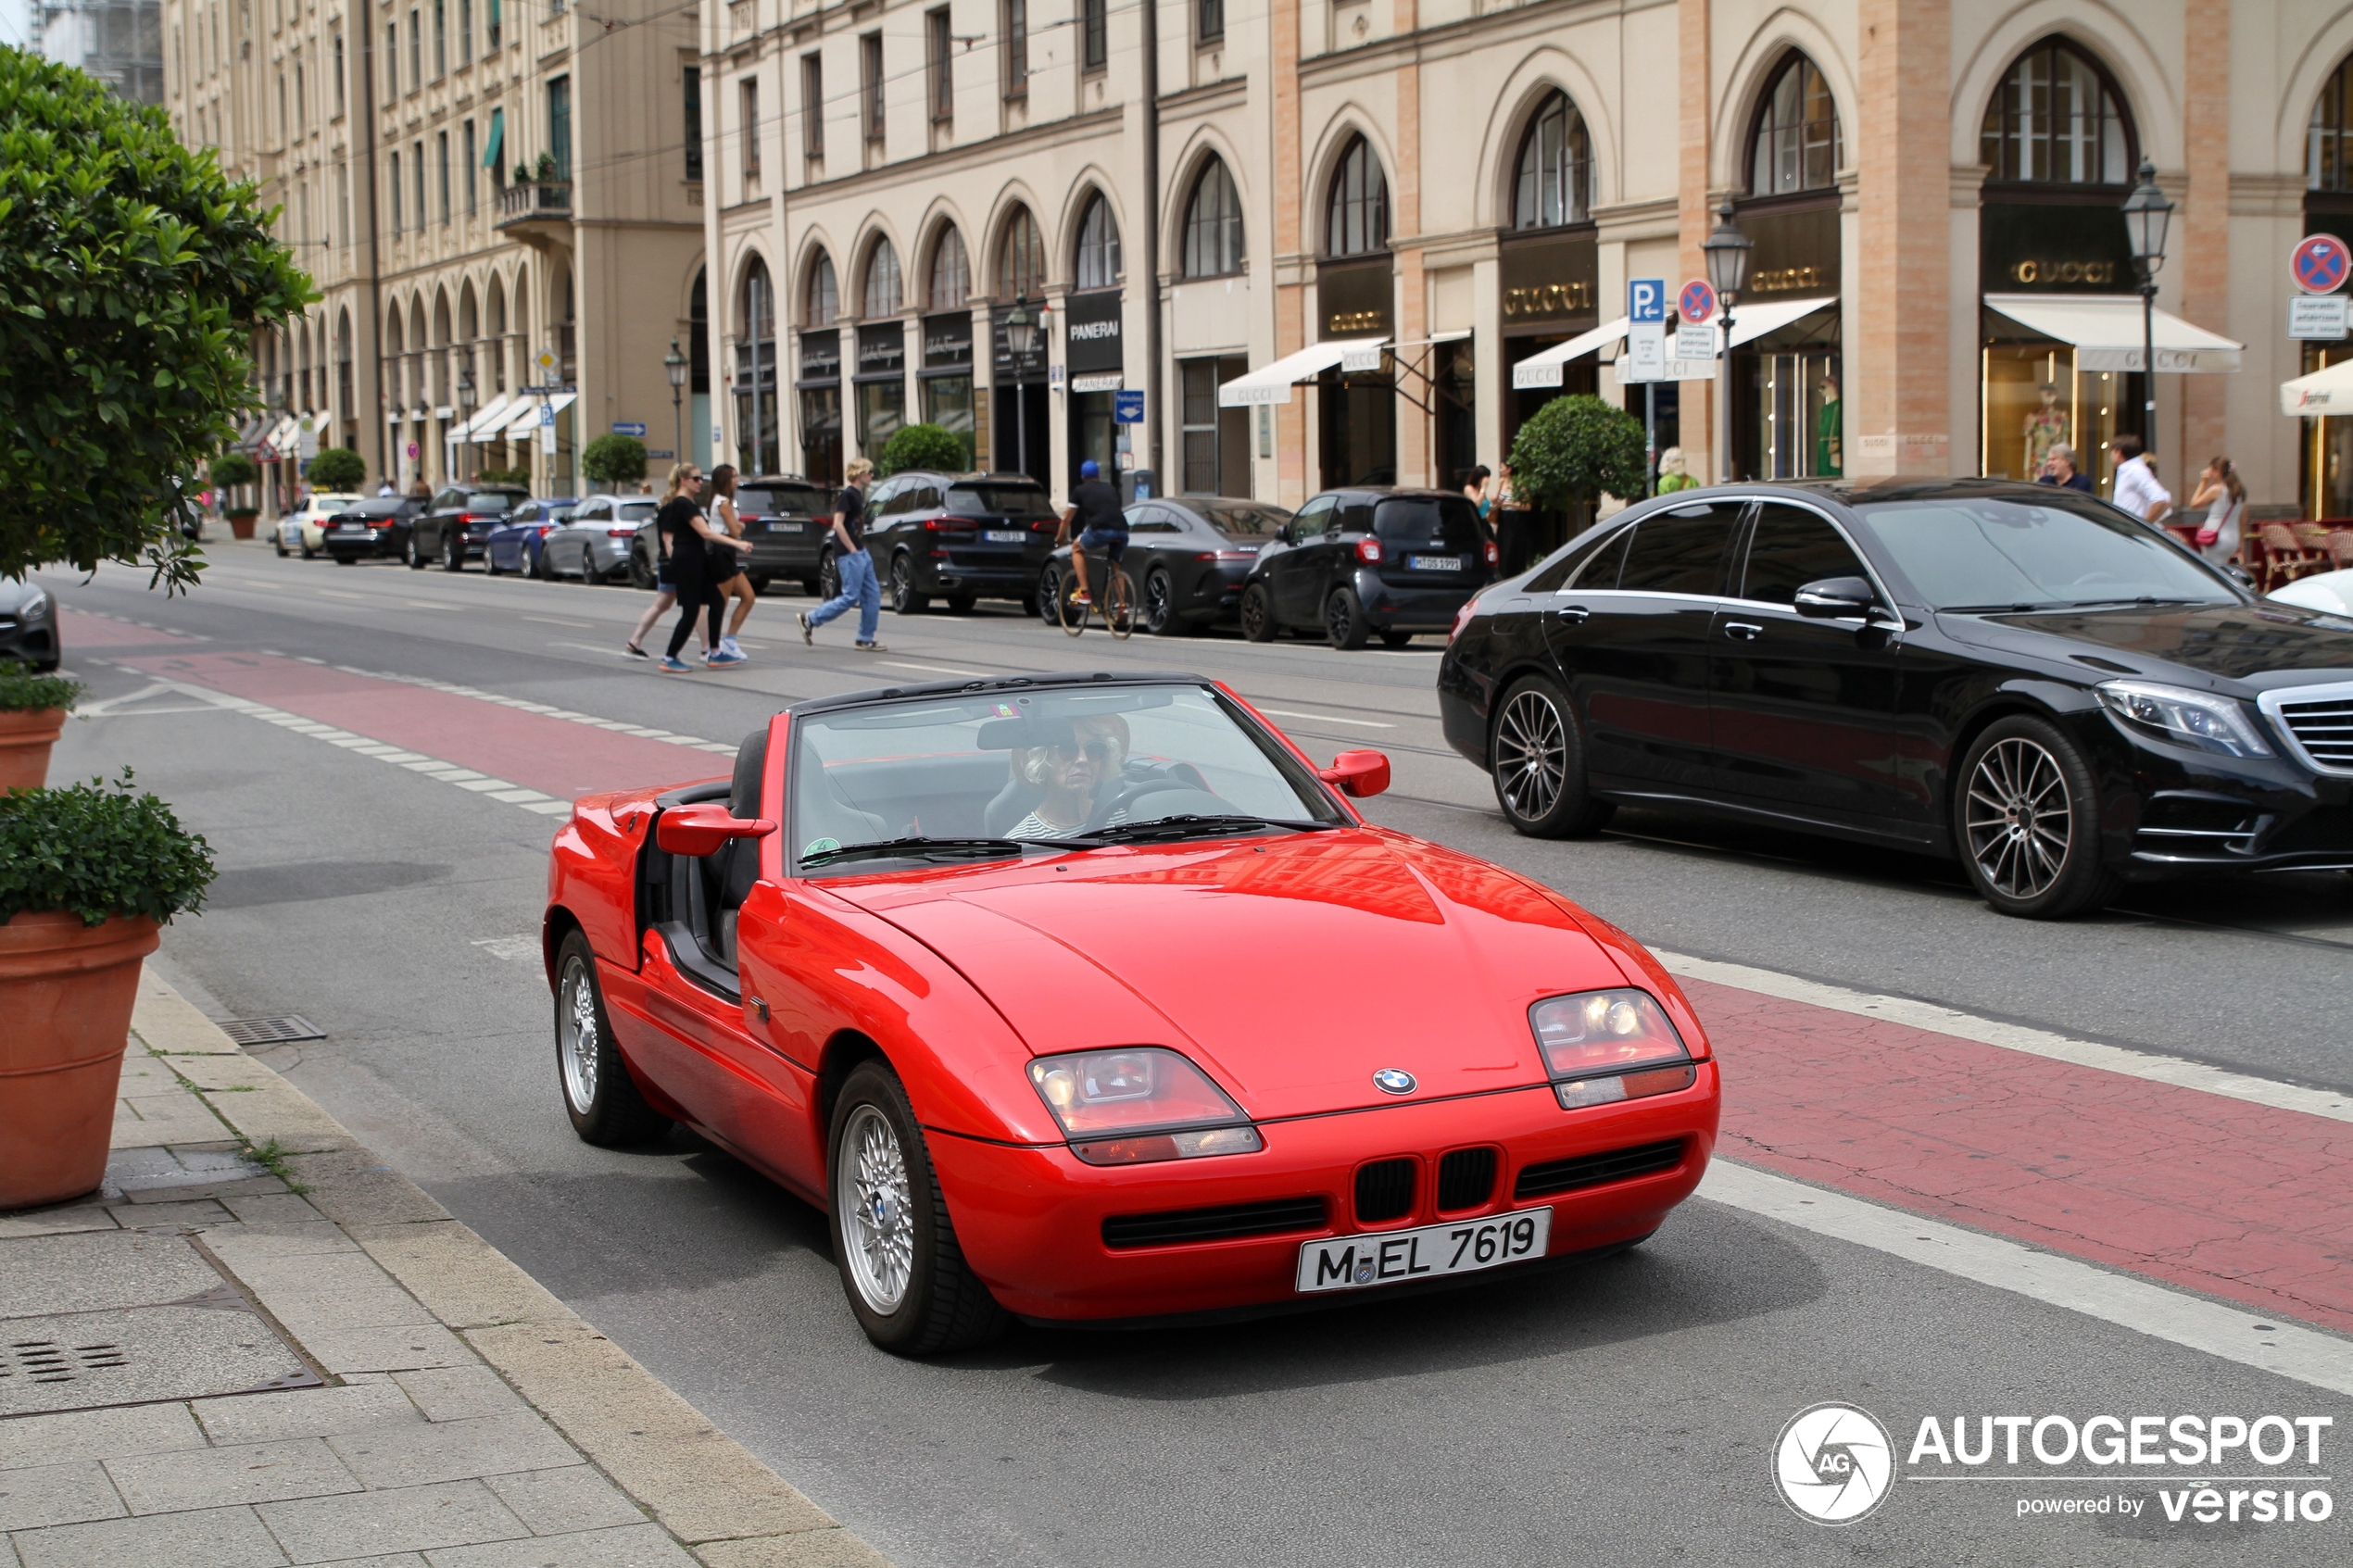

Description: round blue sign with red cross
[1679,279,1718,325]
[2292,233,2350,295]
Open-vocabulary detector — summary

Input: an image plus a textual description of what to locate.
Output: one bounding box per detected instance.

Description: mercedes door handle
[1555,605,1591,625]
[1722,621,1763,642]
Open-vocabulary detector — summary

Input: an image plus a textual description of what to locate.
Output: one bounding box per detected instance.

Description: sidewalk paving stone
[0,1461,126,1532]
[479,1466,647,1537]
[386,1368,528,1424]
[0,1404,207,1471]
[255,1478,531,1562]
[193,1383,427,1447]
[107,1437,362,1513]
[325,1413,582,1490]
[7,1502,290,1568]
[422,1522,698,1567]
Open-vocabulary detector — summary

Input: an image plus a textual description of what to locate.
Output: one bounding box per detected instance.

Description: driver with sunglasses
[1008,715,1132,839]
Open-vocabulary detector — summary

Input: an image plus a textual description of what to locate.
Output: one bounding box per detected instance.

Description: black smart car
[1438,477,2353,919]
[630,474,834,594]
[1038,495,1292,634]
[322,496,427,563]
[1240,486,1497,648]
[862,471,1060,614]
[408,484,530,571]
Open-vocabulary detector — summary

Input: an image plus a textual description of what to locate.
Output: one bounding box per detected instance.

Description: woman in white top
[1008,716,1130,839]
[2187,456,2246,566]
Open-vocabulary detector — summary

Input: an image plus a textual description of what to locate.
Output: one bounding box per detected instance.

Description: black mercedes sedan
[1038,495,1291,634]
[1438,477,2353,919]
[0,577,60,670]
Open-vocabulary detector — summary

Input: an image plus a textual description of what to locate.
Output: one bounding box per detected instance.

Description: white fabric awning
[2280,357,2353,415]
[1217,338,1389,406]
[451,395,512,443]
[1512,318,1630,389]
[1983,294,2242,373]
[502,392,577,437]
[1727,295,1837,347]
[256,414,299,458]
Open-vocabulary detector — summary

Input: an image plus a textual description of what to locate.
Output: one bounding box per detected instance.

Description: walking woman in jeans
[707,464,760,659]
[798,458,885,652]
[653,463,753,672]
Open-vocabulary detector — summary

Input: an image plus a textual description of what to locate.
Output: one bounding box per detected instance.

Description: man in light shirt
[2108,433,2171,523]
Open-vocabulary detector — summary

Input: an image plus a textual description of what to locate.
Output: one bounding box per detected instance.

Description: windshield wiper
[2057,596,2216,610]
[1940,601,2069,614]
[1077,814,1336,846]
[801,836,1044,867]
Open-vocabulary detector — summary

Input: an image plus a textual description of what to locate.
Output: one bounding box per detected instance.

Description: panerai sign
[1063,290,1125,376]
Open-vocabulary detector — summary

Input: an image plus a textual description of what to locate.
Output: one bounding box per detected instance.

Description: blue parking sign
[1629,279,1667,323]
[1114,390,1145,424]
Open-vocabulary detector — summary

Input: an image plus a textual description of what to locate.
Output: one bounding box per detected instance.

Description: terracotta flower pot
[227,510,259,540]
[0,911,160,1210]
[0,707,68,792]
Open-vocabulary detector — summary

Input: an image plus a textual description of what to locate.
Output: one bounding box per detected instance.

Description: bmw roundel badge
[1372,1068,1416,1095]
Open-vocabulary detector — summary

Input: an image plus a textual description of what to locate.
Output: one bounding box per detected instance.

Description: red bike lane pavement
[84,619,2353,1338]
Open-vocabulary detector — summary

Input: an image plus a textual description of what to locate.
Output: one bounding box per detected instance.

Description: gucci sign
[1503,281,1595,319]
[2011,259,2117,285]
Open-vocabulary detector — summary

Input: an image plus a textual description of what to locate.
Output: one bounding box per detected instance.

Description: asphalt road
[34,538,2353,1566]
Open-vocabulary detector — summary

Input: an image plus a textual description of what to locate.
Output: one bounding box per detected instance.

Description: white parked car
[2269,568,2353,616]
[276,494,364,558]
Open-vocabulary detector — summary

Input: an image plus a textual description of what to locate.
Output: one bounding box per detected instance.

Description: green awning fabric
[483,107,504,169]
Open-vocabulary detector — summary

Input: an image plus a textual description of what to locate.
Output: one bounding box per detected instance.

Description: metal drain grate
[215,1015,324,1046]
[0,1341,124,1384]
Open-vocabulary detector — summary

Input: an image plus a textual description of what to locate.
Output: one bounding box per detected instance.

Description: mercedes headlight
[2095,680,2271,759]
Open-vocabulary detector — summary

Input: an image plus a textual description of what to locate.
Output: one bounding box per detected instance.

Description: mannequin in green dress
[1816,374,1843,476]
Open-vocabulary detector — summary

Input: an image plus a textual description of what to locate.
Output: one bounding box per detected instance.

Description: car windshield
[1375,496,1483,553]
[1849,495,2240,611]
[789,684,1342,873]
[617,501,659,521]
[1200,503,1290,539]
[739,484,824,515]
[947,483,1057,520]
[461,492,518,513]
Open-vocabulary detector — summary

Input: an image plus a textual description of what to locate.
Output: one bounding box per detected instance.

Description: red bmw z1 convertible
[542,671,1721,1353]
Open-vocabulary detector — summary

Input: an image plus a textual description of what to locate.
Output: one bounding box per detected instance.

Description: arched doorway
[992,206,1051,481]
[1316,134,1395,488]
[1498,90,1600,550]
[797,250,842,485]
[1732,51,1843,482]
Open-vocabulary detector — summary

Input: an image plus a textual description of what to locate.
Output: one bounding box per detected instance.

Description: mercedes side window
[1741,503,1872,607]
[1565,525,1635,589]
[1290,495,1336,539]
[1616,502,1745,596]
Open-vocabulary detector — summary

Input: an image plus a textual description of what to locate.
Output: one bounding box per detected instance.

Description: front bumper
[930,1068,1718,1323]
[0,609,59,667]
[2082,709,2353,876]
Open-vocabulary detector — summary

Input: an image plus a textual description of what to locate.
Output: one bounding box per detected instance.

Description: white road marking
[1658,951,2353,1127]
[547,641,639,659]
[880,660,983,677]
[1251,707,1397,729]
[472,935,541,962]
[403,601,455,611]
[313,588,368,600]
[1702,1160,2353,1398]
[523,616,591,628]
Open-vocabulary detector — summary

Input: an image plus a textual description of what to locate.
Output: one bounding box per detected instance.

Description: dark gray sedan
[0,578,60,670]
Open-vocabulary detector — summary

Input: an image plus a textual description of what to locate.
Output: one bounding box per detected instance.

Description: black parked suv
[408,484,529,571]
[323,496,427,563]
[863,471,1061,614]
[628,474,833,594]
[1439,477,2353,920]
[1240,486,1497,648]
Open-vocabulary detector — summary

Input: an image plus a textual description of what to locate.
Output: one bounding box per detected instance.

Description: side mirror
[656,802,778,858]
[1318,749,1391,799]
[1277,523,1294,545]
[1793,576,1879,620]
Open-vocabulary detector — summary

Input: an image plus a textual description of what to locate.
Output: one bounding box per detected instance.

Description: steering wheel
[1088,777,1224,831]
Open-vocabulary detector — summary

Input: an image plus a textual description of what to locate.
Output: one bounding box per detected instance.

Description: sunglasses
[1047,741,1114,762]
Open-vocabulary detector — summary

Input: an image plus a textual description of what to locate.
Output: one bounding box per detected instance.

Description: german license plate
[1295,1207,1552,1294]
[1409,555,1463,572]
[985,529,1026,543]
[769,521,802,533]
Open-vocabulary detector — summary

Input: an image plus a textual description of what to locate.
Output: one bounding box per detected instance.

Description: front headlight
[2095,680,2271,759]
[20,588,48,619]
[1529,989,1696,1110]
[1028,1047,1263,1166]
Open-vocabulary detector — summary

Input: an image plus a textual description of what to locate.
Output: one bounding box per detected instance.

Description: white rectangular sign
[1621,320,1666,382]
[2290,295,2349,341]
[1676,325,1718,362]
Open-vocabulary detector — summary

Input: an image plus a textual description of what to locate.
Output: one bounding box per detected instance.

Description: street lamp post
[664,339,689,465]
[1006,299,1038,481]
[455,369,476,483]
[1702,198,1754,485]
[2121,159,2174,455]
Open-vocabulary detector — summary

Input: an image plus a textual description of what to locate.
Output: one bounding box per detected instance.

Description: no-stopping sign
[2292,233,2350,295]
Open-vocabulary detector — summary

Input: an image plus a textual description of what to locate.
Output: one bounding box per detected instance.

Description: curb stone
[122,972,895,1568]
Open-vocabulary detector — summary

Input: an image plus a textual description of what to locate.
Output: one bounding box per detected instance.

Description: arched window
[1981,38,2133,185]
[1183,157,1243,278]
[744,257,775,343]
[1513,92,1593,229]
[862,236,902,317]
[1325,135,1389,257]
[999,205,1046,298]
[1750,53,1842,194]
[484,281,506,393]
[804,251,837,326]
[1074,194,1121,289]
[929,226,970,310]
[2309,55,2353,190]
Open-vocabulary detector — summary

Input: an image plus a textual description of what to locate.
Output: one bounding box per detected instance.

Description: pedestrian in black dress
[653,463,753,672]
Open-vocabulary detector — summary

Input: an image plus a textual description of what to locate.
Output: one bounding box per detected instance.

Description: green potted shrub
[0,771,214,1210]
[210,452,262,538]
[306,445,366,492]
[0,669,82,792]
[583,433,648,488]
[877,422,972,477]
[1506,394,1649,544]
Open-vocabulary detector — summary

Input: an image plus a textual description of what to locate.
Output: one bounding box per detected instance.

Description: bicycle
[1057,561,1137,639]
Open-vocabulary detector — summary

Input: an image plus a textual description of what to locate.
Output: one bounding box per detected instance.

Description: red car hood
[825,830,1635,1120]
